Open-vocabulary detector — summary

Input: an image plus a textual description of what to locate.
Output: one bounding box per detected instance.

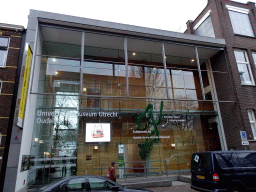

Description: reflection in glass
[169,69,198,100]
[237,63,252,85]
[37,57,80,94]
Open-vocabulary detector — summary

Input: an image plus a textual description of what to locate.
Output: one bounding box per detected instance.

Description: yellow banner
[17,46,32,127]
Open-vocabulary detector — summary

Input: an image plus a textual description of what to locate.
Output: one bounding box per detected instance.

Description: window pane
[88,177,115,190]
[0,50,7,67]
[195,16,215,38]
[186,89,197,100]
[234,51,247,62]
[172,74,185,88]
[184,73,195,89]
[66,178,86,190]
[127,38,165,98]
[215,153,240,168]
[252,53,256,64]
[237,153,256,167]
[0,37,9,47]
[248,110,254,122]
[42,27,81,58]
[237,63,253,84]
[229,11,254,37]
[174,89,186,99]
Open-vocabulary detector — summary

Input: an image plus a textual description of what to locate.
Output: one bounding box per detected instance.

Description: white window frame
[0,36,10,68]
[247,109,256,140]
[251,52,256,66]
[226,5,254,37]
[234,50,255,85]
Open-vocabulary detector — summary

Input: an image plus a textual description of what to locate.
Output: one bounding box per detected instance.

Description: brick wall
[0,29,23,173]
[186,0,256,150]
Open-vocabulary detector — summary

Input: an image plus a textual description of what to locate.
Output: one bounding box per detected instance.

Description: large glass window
[248,109,256,140]
[83,33,125,97]
[234,50,254,85]
[228,8,254,37]
[0,37,9,67]
[164,43,202,101]
[127,38,166,99]
[41,27,82,58]
[195,16,215,38]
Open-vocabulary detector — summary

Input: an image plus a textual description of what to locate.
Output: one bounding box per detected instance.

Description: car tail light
[213,173,219,181]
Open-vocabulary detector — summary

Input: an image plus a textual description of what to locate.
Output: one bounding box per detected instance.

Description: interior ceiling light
[52,58,56,62]
[83,88,87,92]
[191,59,195,62]
[94,146,98,149]
[55,71,58,75]
[132,52,136,56]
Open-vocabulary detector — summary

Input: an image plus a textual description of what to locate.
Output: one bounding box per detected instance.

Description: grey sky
[1,0,254,32]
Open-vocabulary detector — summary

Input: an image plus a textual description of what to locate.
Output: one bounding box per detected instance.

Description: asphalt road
[146,181,196,192]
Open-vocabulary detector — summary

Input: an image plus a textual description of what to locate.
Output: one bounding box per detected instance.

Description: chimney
[186,20,194,34]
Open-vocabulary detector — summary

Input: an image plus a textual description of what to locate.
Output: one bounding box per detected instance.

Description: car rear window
[215,152,256,168]
[191,153,212,169]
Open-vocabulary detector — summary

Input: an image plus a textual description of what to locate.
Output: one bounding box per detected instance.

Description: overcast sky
[1,0,254,32]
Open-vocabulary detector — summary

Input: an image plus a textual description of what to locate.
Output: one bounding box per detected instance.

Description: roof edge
[0,23,25,32]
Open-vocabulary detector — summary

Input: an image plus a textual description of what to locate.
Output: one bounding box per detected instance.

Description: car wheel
[230,186,243,192]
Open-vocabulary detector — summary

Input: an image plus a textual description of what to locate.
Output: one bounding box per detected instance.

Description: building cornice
[0,23,24,32]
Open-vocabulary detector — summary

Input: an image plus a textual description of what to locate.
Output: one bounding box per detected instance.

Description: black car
[191,151,256,192]
[26,175,153,192]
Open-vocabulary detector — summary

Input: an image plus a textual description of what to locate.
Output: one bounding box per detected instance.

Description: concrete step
[179,175,191,183]
[117,175,191,188]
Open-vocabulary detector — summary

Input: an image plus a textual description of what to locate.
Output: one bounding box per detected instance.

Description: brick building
[186,0,256,150]
[0,23,25,189]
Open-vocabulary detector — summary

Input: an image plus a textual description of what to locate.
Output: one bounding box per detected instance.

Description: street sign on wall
[240,131,249,145]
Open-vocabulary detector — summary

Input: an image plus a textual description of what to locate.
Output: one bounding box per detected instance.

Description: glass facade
[25,25,227,186]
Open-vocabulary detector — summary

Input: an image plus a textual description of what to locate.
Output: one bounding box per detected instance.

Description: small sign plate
[240,131,249,145]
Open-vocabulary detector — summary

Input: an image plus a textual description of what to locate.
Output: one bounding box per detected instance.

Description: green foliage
[137,101,163,160]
